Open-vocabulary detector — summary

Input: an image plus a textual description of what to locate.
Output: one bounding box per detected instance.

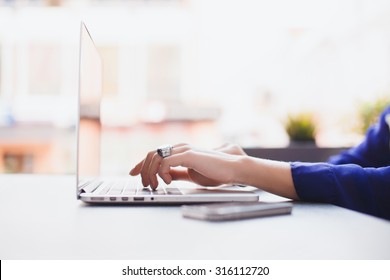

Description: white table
[1,174,389,259]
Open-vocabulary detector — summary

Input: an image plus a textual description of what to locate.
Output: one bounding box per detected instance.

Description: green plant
[285,113,316,142]
[358,97,390,134]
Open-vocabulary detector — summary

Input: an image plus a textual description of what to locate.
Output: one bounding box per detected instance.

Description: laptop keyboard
[88,178,183,197]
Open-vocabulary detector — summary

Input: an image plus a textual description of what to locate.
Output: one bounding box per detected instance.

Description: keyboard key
[137,187,152,196]
[166,188,183,195]
[98,182,113,195]
[122,180,137,194]
[108,190,122,195]
[151,189,167,195]
[123,188,137,195]
[81,179,104,193]
[108,181,127,195]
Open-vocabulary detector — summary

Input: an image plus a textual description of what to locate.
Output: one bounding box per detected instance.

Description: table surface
[1,174,389,260]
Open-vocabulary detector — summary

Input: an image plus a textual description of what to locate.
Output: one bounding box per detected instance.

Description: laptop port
[91,197,104,201]
[134,197,144,201]
[110,197,116,201]
[121,197,129,201]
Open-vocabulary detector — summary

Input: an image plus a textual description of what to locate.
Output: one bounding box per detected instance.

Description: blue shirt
[291,106,390,220]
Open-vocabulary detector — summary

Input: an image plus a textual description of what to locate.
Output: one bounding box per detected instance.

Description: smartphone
[181,202,293,221]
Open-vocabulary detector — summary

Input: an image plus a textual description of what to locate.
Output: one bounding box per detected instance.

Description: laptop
[76,22,259,204]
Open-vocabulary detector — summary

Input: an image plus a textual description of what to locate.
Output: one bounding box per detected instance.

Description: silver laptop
[76,22,259,204]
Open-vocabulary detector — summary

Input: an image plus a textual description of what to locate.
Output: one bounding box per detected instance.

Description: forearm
[291,162,390,219]
[234,156,299,200]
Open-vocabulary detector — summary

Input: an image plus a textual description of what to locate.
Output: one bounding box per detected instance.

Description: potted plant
[285,112,317,146]
[358,97,390,134]
[245,112,348,162]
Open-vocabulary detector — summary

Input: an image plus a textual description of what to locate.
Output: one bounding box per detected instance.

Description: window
[99,46,119,97]
[28,44,62,96]
[3,153,33,173]
[147,45,181,102]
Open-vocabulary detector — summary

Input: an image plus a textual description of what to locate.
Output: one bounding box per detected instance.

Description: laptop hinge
[77,188,86,199]
[79,179,102,194]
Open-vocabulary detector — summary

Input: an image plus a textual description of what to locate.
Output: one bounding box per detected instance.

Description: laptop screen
[76,22,103,196]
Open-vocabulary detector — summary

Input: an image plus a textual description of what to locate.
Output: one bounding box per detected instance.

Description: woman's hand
[129,143,246,189]
[130,142,298,200]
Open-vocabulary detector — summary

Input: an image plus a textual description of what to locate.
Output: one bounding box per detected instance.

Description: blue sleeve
[291,162,390,220]
[328,106,390,167]
[291,106,390,220]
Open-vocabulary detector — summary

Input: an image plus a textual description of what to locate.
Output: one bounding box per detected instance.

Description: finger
[149,153,163,189]
[215,143,241,154]
[149,145,191,189]
[159,151,194,184]
[214,143,230,151]
[140,150,158,187]
[160,150,232,187]
[173,143,188,148]
[169,169,191,181]
[158,169,191,185]
[129,144,187,176]
[132,144,190,187]
[129,159,144,176]
[187,169,221,186]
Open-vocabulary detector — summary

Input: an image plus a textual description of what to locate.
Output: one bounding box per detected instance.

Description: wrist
[233,156,298,200]
[233,155,255,186]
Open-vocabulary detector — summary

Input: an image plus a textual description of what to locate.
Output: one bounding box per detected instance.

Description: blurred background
[0,0,390,175]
